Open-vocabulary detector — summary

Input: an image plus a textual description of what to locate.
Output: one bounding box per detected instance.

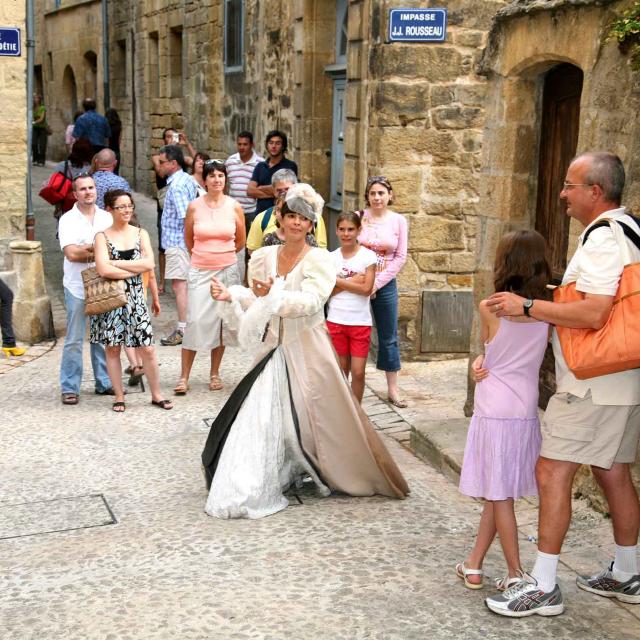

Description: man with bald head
[92,148,131,208]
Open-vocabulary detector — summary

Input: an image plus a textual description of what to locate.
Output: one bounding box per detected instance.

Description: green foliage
[608,1,640,70]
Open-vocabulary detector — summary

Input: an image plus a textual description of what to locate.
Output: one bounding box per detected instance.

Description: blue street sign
[0,28,21,57]
[389,9,447,42]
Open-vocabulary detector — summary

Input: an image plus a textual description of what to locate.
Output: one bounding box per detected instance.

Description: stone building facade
[32,0,640,499]
[0,1,51,343]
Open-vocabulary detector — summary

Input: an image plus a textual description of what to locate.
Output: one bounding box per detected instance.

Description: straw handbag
[554,217,640,379]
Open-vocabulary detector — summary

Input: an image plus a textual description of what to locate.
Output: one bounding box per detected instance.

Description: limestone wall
[342,0,508,357]
[0,2,28,266]
[35,0,104,162]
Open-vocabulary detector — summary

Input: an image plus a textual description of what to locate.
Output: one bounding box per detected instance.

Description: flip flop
[112,401,126,413]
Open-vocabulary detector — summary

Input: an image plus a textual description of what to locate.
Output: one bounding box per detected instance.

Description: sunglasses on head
[204,159,226,166]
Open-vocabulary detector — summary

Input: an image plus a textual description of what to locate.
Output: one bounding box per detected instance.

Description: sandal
[209,374,224,391]
[61,392,79,405]
[128,366,145,387]
[124,365,134,375]
[388,396,408,409]
[495,570,525,591]
[112,401,126,413]
[173,379,189,395]
[151,399,173,410]
[455,562,484,589]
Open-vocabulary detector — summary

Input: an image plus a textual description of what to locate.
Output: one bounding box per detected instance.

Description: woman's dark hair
[493,230,551,299]
[191,152,210,175]
[336,211,362,229]
[68,137,94,168]
[202,159,227,180]
[364,175,394,206]
[103,189,134,210]
[73,110,83,123]
[105,108,121,127]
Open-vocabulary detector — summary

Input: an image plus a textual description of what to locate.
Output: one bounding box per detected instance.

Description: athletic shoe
[160,329,183,346]
[485,573,564,617]
[576,562,640,604]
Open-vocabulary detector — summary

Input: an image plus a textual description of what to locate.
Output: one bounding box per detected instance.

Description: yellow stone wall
[0,1,28,263]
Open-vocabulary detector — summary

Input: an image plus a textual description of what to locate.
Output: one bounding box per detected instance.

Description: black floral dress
[89,233,154,347]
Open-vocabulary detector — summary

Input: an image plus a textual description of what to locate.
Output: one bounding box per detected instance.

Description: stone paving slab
[0,493,115,540]
[1,342,637,639]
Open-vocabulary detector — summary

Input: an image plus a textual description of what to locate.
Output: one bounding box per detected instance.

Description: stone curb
[0,340,57,375]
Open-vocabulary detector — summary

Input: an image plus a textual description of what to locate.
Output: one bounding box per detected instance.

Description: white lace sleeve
[270,249,336,318]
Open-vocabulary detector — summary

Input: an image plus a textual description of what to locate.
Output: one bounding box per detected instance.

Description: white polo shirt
[552,207,640,405]
[58,204,113,299]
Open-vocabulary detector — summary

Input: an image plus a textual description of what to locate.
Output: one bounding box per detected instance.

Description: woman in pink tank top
[174,160,246,395]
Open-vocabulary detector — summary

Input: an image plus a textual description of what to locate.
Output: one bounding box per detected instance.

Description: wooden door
[535,64,583,407]
[535,63,583,282]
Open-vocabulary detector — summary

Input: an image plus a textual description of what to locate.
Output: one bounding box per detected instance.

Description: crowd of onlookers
[33,99,408,413]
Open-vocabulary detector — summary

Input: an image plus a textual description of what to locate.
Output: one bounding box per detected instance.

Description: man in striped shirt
[225,132,264,229]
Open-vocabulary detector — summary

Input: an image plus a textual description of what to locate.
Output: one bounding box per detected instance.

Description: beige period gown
[202,246,409,519]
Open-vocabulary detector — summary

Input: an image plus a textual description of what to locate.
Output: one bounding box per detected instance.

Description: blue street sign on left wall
[0,28,21,57]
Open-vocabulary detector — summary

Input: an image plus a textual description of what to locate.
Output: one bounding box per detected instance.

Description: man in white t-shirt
[485,152,640,616]
[58,174,114,405]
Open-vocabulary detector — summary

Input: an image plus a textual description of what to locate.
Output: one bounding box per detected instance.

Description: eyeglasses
[113,204,135,211]
[562,182,593,190]
[204,159,226,166]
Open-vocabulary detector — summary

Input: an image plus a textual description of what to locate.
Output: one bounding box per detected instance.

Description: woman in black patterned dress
[90,189,172,412]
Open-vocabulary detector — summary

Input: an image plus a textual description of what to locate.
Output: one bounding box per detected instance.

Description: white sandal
[455,562,484,590]
[495,570,525,591]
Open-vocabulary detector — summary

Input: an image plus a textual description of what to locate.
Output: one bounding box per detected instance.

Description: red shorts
[326,321,371,358]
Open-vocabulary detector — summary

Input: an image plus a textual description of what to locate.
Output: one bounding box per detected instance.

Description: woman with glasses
[173,159,246,395]
[202,182,408,519]
[90,189,172,412]
[358,176,408,408]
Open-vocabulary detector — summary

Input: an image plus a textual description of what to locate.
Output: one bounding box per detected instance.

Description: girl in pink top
[176,160,246,395]
[358,176,408,407]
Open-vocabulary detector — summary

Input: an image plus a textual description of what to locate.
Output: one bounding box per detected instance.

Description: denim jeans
[60,287,111,394]
[370,278,401,372]
[0,277,16,347]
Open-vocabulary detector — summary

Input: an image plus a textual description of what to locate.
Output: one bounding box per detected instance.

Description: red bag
[39,160,72,205]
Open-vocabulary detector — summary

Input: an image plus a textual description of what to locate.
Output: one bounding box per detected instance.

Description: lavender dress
[459,318,549,501]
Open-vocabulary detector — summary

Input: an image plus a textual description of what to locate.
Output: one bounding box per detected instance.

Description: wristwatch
[523,298,534,317]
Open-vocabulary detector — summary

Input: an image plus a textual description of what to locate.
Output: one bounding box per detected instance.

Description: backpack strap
[261,206,274,232]
[582,216,640,252]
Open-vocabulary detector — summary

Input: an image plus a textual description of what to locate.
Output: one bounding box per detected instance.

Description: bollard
[9,240,53,342]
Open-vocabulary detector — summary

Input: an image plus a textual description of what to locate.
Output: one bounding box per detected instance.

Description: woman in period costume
[202,183,409,519]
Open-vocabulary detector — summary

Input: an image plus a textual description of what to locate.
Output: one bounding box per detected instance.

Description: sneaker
[576,562,640,604]
[160,329,183,346]
[495,570,525,591]
[485,573,564,617]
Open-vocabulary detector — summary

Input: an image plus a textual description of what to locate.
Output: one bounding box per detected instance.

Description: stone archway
[62,64,78,120]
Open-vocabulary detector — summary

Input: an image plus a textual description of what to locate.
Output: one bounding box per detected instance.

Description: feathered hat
[284,183,324,224]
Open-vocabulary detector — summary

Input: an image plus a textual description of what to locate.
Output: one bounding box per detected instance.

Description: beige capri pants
[182,262,240,351]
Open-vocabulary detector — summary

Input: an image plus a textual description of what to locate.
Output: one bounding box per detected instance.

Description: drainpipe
[102,0,110,110]
[26,0,35,240]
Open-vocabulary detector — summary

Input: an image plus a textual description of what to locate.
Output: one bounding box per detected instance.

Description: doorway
[535,63,584,282]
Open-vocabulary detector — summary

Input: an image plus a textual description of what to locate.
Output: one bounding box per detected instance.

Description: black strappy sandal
[151,399,173,410]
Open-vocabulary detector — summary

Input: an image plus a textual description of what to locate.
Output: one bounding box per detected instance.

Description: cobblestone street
[0,168,637,639]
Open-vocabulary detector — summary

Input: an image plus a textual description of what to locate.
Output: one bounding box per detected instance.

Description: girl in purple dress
[456,230,551,592]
